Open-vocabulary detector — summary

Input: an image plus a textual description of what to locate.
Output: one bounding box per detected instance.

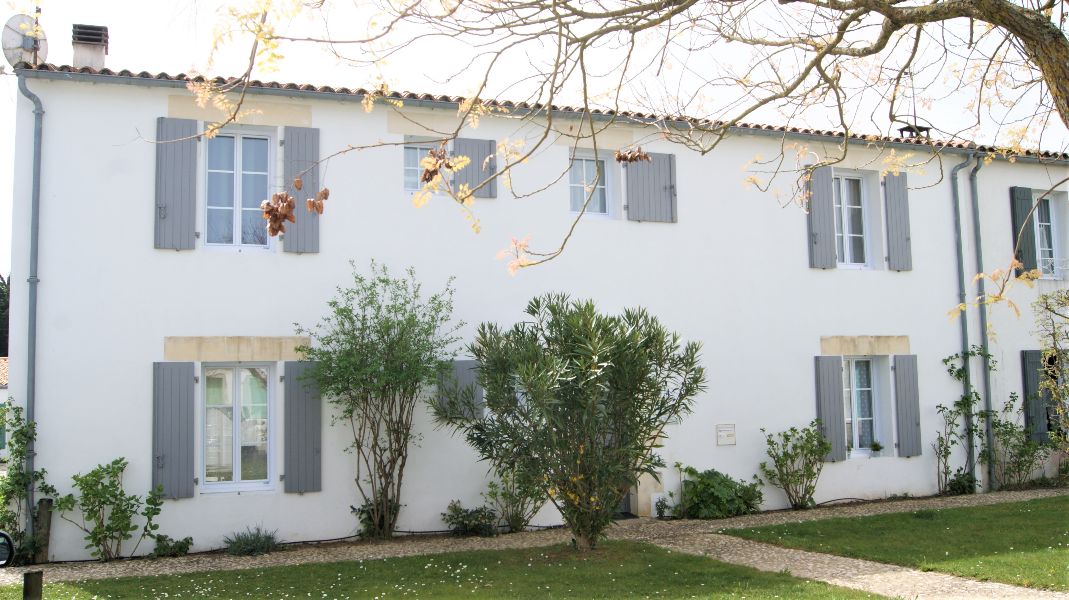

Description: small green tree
[434,294,706,551]
[54,458,163,562]
[758,421,831,509]
[934,348,988,495]
[0,401,56,564]
[296,261,460,539]
[483,467,547,533]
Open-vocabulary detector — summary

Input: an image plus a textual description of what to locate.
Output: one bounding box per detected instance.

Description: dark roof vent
[72,24,108,50]
[897,124,931,139]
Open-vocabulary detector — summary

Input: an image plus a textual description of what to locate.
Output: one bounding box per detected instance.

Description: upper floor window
[404,143,434,192]
[203,365,272,491]
[833,176,866,265]
[1034,194,1057,277]
[570,157,608,214]
[206,133,271,247]
[842,357,876,454]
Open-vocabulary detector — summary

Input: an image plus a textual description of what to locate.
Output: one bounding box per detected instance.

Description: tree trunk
[976,0,1069,131]
[574,533,594,552]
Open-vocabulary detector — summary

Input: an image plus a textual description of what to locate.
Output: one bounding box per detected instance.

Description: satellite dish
[2,13,48,68]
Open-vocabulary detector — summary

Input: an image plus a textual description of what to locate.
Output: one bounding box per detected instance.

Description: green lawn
[724,495,1069,591]
[0,540,883,599]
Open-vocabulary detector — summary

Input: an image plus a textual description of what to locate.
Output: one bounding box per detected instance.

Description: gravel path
[1,487,1065,599]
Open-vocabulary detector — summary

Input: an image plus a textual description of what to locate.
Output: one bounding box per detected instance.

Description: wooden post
[22,571,42,600]
[31,498,52,564]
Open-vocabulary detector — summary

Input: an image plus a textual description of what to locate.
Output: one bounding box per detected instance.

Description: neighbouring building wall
[8,76,1068,560]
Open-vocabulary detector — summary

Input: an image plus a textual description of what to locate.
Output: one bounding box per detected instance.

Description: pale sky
[1,0,1066,275]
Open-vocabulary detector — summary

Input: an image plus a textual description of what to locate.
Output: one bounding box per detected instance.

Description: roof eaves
[15,63,1069,163]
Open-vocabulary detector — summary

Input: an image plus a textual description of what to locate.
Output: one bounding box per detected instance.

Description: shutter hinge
[194,375,200,383]
[280,474,285,481]
[280,375,285,382]
[193,477,199,485]
[279,139,285,147]
[194,231,201,239]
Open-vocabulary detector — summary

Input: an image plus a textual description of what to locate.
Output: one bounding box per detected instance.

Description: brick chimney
[71,24,108,69]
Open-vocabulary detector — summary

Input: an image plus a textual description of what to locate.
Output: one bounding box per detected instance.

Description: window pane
[207,136,234,171]
[242,137,268,172]
[857,390,873,418]
[846,178,862,208]
[405,169,420,190]
[570,186,585,212]
[241,174,268,209]
[570,161,583,185]
[1038,198,1051,223]
[205,369,232,406]
[241,210,268,246]
[849,206,864,236]
[850,236,866,263]
[405,146,422,169]
[858,419,874,448]
[240,368,269,481]
[591,187,607,213]
[207,209,234,244]
[854,361,871,388]
[207,172,235,208]
[205,407,233,482]
[845,421,854,450]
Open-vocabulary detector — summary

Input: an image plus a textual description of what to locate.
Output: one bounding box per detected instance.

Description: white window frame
[833,175,869,267]
[842,356,879,458]
[202,125,276,251]
[200,362,276,494]
[569,149,618,218]
[1032,191,1059,279]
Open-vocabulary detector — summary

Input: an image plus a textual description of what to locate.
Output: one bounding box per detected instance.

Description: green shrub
[676,465,762,519]
[224,526,279,556]
[983,394,1053,490]
[152,534,193,558]
[758,420,831,509]
[946,469,977,495]
[0,401,57,565]
[483,469,546,533]
[54,458,162,562]
[654,492,675,519]
[353,499,401,539]
[442,500,498,537]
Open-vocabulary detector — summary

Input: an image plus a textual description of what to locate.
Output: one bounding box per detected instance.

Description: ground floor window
[842,357,876,454]
[204,365,271,489]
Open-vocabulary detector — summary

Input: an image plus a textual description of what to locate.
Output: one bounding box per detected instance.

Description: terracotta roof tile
[16,62,1069,161]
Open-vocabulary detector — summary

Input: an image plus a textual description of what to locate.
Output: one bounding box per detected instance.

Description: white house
[7,44,1068,560]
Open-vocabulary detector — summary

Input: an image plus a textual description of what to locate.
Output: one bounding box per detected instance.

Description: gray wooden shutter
[885,172,913,271]
[282,127,321,254]
[454,138,497,198]
[1021,350,1051,442]
[154,117,198,250]
[814,356,846,461]
[284,361,322,493]
[807,166,837,268]
[152,362,194,499]
[625,153,677,223]
[1010,187,1038,272]
[439,360,485,419]
[893,354,922,457]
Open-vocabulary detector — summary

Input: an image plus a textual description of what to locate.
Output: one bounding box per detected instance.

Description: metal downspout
[968,159,996,490]
[950,155,978,479]
[17,75,44,539]
[951,155,975,388]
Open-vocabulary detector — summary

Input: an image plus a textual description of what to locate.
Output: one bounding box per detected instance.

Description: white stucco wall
[7,76,1068,560]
